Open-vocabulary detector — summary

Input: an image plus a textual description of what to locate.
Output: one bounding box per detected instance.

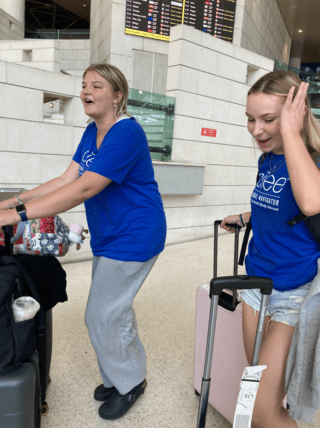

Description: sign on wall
[125,0,237,42]
[201,127,216,137]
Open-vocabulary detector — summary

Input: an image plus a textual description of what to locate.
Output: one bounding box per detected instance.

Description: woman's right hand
[220,212,251,233]
[0,198,15,211]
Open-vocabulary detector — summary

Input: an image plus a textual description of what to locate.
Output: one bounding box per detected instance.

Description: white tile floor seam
[43,233,319,428]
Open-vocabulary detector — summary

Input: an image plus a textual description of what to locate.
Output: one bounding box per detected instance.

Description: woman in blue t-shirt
[0,63,166,420]
[221,71,320,428]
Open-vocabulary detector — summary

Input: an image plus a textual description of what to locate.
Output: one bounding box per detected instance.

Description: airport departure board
[125,0,237,42]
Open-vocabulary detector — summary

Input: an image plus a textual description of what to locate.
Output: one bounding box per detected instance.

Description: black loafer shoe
[98,379,147,420]
[94,384,118,401]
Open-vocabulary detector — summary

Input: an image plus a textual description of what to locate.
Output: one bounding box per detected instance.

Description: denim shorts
[240,282,312,328]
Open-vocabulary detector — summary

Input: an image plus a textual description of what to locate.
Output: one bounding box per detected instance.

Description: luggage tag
[233,365,267,428]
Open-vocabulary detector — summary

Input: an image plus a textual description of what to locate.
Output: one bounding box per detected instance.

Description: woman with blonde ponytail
[221,70,320,427]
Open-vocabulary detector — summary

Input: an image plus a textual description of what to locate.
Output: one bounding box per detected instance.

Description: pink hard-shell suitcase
[193,221,273,427]
[194,283,248,423]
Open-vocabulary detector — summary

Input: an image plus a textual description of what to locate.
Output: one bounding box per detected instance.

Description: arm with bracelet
[0,160,81,224]
[220,212,251,233]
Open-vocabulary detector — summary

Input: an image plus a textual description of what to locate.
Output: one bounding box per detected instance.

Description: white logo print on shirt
[79,150,96,174]
[257,173,288,193]
[252,172,289,211]
[82,150,96,167]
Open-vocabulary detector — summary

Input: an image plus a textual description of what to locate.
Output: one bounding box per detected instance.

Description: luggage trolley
[0,223,52,427]
[196,220,273,428]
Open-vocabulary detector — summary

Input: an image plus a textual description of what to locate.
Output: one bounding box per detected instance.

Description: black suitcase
[0,353,41,427]
[0,225,52,427]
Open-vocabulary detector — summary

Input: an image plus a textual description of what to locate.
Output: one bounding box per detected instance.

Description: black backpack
[239,153,320,265]
[0,253,46,376]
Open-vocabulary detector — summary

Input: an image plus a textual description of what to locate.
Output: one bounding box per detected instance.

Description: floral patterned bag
[0,216,71,256]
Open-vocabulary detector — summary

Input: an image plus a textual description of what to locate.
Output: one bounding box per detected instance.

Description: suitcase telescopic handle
[210,275,273,298]
[214,220,241,278]
[3,225,14,256]
[214,219,241,229]
[214,220,242,311]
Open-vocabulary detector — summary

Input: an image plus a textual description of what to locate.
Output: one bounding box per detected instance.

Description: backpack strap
[288,211,320,246]
[239,218,252,265]
[239,152,268,266]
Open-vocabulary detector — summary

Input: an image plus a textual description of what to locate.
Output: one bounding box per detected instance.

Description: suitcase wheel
[194,389,200,397]
[41,402,49,416]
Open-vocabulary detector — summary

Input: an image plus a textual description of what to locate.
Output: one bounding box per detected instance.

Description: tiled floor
[43,233,319,428]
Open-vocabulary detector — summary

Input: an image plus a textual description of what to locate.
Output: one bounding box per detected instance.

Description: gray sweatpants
[85,255,158,395]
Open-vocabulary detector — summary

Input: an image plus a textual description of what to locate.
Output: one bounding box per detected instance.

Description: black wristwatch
[15,204,28,222]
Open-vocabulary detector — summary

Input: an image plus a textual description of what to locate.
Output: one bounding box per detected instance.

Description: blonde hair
[83,63,130,117]
[248,70,320,166]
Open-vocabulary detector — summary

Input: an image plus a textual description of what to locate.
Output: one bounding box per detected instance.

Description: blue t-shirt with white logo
[73,117,167,262]
[246,152,320,291]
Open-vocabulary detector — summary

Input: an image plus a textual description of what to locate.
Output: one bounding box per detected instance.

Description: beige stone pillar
[289,33,305,72]
[0,0,24,23]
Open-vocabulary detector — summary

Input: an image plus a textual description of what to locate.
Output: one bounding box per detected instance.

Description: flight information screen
[125,0,237,42]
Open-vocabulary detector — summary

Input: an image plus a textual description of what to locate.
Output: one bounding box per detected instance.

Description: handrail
[149,145,172,157]
[128,99,174,115]
[25,29,90,39]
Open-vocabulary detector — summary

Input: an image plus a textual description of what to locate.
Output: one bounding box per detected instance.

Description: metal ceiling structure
[52,0,90,20]
[25,0,90,31]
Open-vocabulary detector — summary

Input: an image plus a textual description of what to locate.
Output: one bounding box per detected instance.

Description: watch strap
[15,204,28,222]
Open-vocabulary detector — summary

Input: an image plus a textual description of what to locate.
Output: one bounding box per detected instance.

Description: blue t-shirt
[246,152,320,291]
[73,117,167,262]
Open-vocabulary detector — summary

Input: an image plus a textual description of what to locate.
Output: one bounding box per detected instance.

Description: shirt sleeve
[87,121,145,185]
[73,124,93,164]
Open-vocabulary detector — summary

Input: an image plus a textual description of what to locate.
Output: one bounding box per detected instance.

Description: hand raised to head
[280,82,309,136]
